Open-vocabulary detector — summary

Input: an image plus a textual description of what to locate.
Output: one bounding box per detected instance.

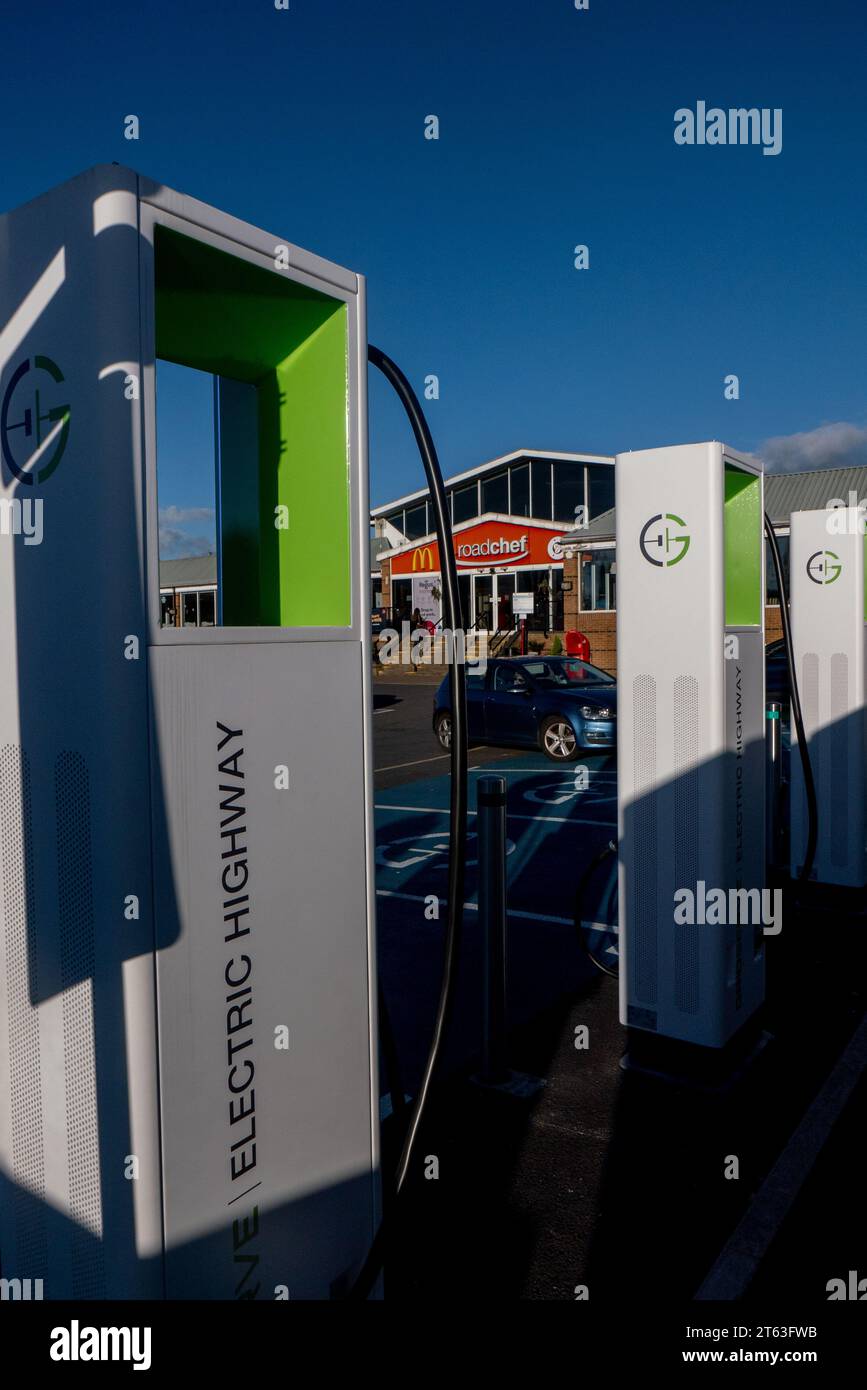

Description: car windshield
[517,658,614,687]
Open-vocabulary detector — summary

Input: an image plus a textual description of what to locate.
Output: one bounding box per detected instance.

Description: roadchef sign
[457,533,529,565]
[389,519,565,576]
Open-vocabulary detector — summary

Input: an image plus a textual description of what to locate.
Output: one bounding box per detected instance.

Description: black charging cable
[348,346,468,1300]
[573,839,619,978]
[764,513,818,884]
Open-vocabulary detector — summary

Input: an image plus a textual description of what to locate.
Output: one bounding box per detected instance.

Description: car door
[466,669,488,740]
[484,663,538,746]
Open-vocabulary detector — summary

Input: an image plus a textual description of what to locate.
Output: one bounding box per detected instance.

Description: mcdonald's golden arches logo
[412,545,435,572]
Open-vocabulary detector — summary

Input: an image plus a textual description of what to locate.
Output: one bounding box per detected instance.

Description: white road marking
[376,752,451,772]
[468,767,617,777]
[376,888,573,927]
[375,802,616,827]
[695,1011,867,1300]
[375,746,491,772]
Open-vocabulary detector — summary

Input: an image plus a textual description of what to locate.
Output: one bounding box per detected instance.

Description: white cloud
[159,527,215,560]
[757,422,867,474]
[158,505,215,524]
[158,505,216,559]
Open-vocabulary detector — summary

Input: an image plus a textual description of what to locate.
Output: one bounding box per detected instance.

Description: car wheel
[434,712,452,750]
[540,714,580,762]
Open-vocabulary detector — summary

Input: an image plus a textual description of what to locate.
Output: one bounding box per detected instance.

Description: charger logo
[1,355,70,485]
[639,512,690,567]
[807,549,842,584]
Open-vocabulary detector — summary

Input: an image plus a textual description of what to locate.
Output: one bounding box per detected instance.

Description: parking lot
[373,674,867,1303]
[374,676,617,1089]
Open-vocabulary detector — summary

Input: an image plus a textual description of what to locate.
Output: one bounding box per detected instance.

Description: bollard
[478,775,508,1083]
[766,702,781,869]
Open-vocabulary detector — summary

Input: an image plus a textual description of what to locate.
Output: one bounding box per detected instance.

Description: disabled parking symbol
[523,780,615,808]
[377,829,517,871]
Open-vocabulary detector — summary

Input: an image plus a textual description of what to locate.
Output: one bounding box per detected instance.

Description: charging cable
[348,346,468,1299]
[764,512,818,883]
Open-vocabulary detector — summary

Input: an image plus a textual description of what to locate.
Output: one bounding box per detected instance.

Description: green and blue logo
[806,550,842,585]
[639,512,690,567]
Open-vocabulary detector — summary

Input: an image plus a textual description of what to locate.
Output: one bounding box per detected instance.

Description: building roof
[370,448,613,517]
[159,554,217,588]
[566,464,867,545]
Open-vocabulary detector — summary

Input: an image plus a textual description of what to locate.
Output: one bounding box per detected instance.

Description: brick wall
[380,557,391,611]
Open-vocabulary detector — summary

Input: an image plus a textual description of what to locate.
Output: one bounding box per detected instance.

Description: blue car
[433,655,617,762]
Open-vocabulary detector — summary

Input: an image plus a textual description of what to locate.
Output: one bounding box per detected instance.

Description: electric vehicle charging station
[789,509,867,887]
[615,443,766,1048]
[0,166,379,1298]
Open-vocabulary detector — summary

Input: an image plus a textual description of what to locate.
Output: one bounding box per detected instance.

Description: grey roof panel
[159,554,218,588]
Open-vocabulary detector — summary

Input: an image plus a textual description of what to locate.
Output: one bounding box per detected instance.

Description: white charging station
[789,508,867,887]
[615,443,766,1048]
[0,166,379,1298]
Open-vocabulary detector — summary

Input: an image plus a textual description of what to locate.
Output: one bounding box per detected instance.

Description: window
[199,591,216,626]
[520,658,613,687]
[581,548,616,611]
[494,666,528,691]
[452,482,479,524]
[551,568,564,629]
[588,465,615,520]
[514,568,550,629]
[181,592,199,626]
[391,577,412,621]
[531,460,552,519]
[482,470,508,515]
[160,593,176,627]
[510,463,530,517]
[553,460,585,523]
[404,503,428,540]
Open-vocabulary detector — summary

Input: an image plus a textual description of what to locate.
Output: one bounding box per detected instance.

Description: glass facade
[404,502,428,540]
[519,568,553,630]
[377,456,615,536]
[531,460,552,519]
[452,481,479,524]
[510,463,530,516]
[481,469,509,514]
[581,549,616,612]
[553,460,585,525]
[588,464,615,520]
[160,588,219,627]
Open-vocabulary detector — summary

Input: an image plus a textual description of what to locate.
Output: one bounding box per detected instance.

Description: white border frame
[138,199,364,646]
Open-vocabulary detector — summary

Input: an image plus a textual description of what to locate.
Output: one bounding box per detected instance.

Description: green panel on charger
[155,225,350,627]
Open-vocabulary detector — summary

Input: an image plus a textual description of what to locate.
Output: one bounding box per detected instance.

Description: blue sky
[2,0,866,553]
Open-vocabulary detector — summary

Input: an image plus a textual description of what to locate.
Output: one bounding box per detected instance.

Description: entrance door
[494,573,516,630]
[473,575,493,631]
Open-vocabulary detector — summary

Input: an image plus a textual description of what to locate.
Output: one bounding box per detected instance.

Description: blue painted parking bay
[373,752,619,1090]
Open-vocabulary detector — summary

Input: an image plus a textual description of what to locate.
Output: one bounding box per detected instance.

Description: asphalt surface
[373,675,529,790]
[371,678,867,1305]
